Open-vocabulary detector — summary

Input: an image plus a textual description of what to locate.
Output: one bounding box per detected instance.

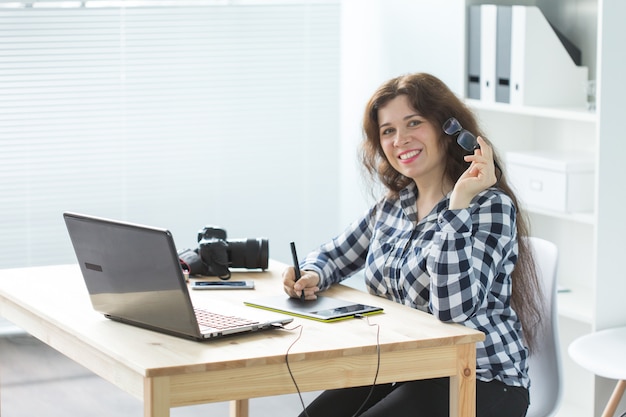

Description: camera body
[178,226,269,280]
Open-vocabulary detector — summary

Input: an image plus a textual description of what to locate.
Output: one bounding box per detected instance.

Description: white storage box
[505,150,595,213]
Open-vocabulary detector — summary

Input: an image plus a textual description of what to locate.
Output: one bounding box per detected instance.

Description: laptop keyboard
[194,308,260,331]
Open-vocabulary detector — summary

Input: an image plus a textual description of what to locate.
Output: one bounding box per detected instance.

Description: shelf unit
[465,1,626,415]
[469,99,597,325]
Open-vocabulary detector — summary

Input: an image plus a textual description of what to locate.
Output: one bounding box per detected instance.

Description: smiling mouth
[399,150,421,160]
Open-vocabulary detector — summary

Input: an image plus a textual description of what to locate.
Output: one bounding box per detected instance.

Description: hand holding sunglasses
[442,117,479,152]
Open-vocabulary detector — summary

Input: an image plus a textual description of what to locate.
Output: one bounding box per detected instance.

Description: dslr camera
[178,226,269,280]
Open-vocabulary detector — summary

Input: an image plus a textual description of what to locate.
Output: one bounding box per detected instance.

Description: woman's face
[378,95,446,185]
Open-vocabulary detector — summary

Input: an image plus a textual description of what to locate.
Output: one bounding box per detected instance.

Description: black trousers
[298,378,529,417]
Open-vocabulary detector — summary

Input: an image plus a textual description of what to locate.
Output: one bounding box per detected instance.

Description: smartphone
[191,280,254,290]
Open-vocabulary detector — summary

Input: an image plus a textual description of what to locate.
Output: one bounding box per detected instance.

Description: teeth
[400,150,420,160]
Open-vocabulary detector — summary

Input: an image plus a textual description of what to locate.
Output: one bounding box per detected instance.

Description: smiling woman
[0,0,341,269]
[284,72,544,417]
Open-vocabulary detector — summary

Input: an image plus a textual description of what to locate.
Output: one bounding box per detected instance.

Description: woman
[282,73,543,417]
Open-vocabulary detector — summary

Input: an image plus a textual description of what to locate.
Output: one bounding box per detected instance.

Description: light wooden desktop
[0,260,484,417]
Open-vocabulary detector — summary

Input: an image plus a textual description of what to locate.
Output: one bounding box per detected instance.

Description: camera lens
[227,238,269,270]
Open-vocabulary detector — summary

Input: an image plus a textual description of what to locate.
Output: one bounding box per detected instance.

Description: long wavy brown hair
[360,72,543,351]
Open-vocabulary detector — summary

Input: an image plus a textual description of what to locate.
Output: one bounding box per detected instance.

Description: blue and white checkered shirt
[301,182,530,389]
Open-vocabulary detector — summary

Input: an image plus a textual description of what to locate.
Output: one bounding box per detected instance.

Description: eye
[408,118,422,127]
[380,127,395,136]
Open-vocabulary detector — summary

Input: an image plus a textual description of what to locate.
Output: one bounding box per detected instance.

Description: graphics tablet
[244,295,383,322]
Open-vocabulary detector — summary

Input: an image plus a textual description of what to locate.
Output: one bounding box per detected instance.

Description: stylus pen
[290,241,305,300]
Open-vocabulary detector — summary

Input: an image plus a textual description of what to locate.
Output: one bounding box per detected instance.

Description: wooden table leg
[601,380,626,417]
[229,399,249,417]
[144,376,171,417]
[449,344,477,417]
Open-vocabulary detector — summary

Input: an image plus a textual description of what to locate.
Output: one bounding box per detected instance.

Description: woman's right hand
[282,267,320,300]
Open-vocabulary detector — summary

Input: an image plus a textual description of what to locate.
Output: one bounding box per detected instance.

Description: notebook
[245,295,383,322]
[63,212,293,341]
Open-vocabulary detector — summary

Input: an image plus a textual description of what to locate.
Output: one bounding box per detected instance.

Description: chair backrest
[525,237,562,417]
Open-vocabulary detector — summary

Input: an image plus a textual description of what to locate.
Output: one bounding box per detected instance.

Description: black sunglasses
[442,117,478,152]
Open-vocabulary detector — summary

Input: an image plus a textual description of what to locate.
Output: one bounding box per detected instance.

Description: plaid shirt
[301,182,530,389]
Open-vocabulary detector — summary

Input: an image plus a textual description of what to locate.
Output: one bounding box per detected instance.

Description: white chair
[525,237,563,417]
[569,327,626,417]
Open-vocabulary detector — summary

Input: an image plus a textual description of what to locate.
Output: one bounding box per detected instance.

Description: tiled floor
[0,330,320,417]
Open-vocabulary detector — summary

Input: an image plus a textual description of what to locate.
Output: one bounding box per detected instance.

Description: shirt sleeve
[300,203,379,291]
[427,189,517,323]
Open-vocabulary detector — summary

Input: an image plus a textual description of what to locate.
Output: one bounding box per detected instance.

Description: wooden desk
[0,261,484,417]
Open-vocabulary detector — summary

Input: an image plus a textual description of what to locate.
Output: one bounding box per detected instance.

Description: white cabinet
[505,150,595,213]
[470,102,597,323]
[466,0,626,415]
[471,102,597,416]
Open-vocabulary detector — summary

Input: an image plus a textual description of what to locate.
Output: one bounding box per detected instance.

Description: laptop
[63,212,293,341]
[245,295,383,322]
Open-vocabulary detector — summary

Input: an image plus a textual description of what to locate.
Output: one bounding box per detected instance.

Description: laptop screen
[64,213,201,337]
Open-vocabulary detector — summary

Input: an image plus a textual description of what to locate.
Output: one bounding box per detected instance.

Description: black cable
[284,324,310,417]
[350,315,381,417]
[283,317,382,417]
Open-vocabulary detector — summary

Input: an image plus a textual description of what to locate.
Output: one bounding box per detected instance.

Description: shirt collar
[399,182,451,224]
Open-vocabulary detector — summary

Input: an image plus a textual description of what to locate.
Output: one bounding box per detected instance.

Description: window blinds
[0,1,340,268]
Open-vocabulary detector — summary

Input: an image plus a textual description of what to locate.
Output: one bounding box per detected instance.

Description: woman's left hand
[449,136,497,210]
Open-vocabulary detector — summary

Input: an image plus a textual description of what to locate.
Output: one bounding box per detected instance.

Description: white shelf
[558,287,593,324]
[467,98,597,123]
[526,206,596,226]
[463,1,625,415]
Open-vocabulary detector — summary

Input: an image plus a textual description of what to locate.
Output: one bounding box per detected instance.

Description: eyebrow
[379,113,421,129]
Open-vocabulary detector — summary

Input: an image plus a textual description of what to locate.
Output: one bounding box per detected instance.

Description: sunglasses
[442,117,478,152]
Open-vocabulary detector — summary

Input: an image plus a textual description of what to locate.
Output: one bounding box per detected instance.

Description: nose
[393,128,409,147]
